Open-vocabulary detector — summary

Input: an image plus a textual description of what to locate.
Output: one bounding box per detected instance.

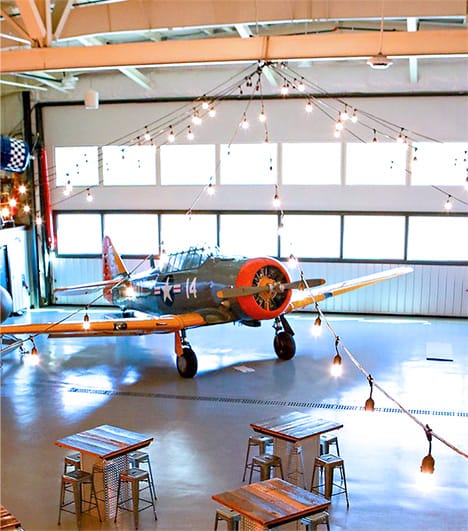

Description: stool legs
[58,471,101,529]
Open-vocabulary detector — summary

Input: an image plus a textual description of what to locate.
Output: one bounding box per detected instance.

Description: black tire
[273,331,296,360]
[176,347,198,378]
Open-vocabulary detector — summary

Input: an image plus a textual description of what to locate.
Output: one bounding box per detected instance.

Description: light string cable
[286,257,468,461]
[0,253,154,356]
[44,63,261,207]
[185,63,266,216]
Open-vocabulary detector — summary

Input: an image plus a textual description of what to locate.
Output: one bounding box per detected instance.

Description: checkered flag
[0,135,31,173]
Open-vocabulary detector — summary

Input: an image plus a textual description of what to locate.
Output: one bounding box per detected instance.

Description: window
[219,214,278,256]
[411,142,468,185]
[103,214,159,255]
[160,144,215,185]
[220,144,277,184]
[346,143,407,185]
[160,214,217,253]
[282,143,341,184]
[280,215,341,258]
[102,145,156,185]
[55,146,99,187]
[343,215,405,259]
[56,214,102,254]
[407,216,468,261]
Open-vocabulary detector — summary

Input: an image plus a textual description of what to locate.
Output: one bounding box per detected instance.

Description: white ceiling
[0,0,467,96]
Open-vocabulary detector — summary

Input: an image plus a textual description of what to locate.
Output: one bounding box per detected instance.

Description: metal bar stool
[214,507,241,531]
[63,452,81,473]
[128,450,157,499]
[248,454,284,483]
[58,469,102,529]
[300,511,330,530]
[242,434,273,481]
[310,454,349,508]
[320,433,340,456]
[114,468,157,530]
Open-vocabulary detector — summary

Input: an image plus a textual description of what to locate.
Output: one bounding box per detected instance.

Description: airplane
[0,236,412,378]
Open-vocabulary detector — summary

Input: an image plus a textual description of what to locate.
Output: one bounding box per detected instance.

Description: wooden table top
[212,478,330,528]
[55,424,153,459]
[250,411,343,443]
[0,505,21,530]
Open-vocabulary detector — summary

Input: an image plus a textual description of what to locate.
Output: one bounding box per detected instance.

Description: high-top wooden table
[250,412,343,487]
[212,478,330,530]
[55,424,154,519]
[0,505,22,530]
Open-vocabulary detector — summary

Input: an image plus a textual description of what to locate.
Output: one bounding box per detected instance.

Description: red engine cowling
[235,257,292,321]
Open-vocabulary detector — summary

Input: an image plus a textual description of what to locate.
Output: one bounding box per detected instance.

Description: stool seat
[114,468,157,529]
[214,507,241,531]
[310,454,349,508]
[58,469,101,529]
[242,434,273,481]
[300,510,330,530]
[249,454,284,483]
[128,450,157,499]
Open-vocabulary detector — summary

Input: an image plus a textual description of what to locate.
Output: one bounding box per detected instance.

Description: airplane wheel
[274,331,296,360]
[176,346,198,378]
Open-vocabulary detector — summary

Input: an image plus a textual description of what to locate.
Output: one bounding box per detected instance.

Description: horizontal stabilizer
[54,278,124,296]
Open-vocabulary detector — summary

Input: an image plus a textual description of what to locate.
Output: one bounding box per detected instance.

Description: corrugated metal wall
[52,257,468,317]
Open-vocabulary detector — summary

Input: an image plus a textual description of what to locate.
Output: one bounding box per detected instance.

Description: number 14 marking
[185,278,197,298]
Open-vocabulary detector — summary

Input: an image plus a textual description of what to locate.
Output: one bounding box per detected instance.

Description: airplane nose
[0,286,13,323]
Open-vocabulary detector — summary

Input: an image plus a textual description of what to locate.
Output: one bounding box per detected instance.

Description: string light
[201,100,209,110]
[280,82,289,95]
[192,109,202,125]
[297,78,305,92]
[272,185,281,209]
[444,195,453,210]
[305,99,313,113]
[86,189,93,202]
[312,313,322,337]
[143,127,151,142]
[365,374,375,411]
[18,184,27,194]
[331,337,342,377]
[287,253,298,268]
[8,197,17,208]
[186,126,194,141]
[350,109,358,123]
[168,127,175,143]
[372,130,378,143]
[340,105,349,121]
[63,180,72,196]
[23,204,30,213]
[208,106,216,118]
[258,105,267,123]
[397,128,405,143]
[420,424,435,474]
[240,113,250,130]
[83,311,90,330]
[207,178,215,196]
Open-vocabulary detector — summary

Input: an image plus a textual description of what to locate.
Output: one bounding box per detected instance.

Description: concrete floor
[1,309,467,531]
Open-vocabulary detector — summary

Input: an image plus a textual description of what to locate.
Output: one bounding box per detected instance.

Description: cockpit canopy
[160,246,219,273]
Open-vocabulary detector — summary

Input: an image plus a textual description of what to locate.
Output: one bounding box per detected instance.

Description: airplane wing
[285,266,413,312]
[0,312,209,340]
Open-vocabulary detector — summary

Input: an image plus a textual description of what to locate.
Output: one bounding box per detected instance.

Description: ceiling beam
[1,29,467,74]
[15,0,47,45]
[0,7,32,43]
[57,0,467,41]
[53,0,75,41]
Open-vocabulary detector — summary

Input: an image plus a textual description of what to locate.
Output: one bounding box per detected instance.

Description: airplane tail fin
[103,236,128,280]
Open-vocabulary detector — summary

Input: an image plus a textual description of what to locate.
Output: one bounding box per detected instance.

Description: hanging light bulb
[83,311,90,330]
[86,188,93,202]
[272,185,281,209]
[372,130,378,143]
[263,132,270,144]
[64,180,72,196]
[207,182,215,196]
[280,82,289,95]
[420,424,435,474]
[396,128,405,143]
[365,374,375,411]
[8,197,17,208]
[168,127,175,143]
[305,99,313,113]
[18,184,27,194]
[258,105,267,123]
[187,126,195,141]
[201,100,209,110]
[297,78,305,92]
[208,106,216,118]
[159,246,168,266]
[334,129,341,139]
[350,109,358,123]
[240,113,250,130]
[331,337,343,377]
[335,116,344,132]
[192,109,202,125]
[287,253,298,268]
[312,314,322,337]
[23,204,31,213]
[144,127,151,142]
[340,106,349,121]
[444,195,453,210]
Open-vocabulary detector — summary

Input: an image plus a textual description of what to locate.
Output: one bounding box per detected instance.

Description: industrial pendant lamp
[367,1,393,69]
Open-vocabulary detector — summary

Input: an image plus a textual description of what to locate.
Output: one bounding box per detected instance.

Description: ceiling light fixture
[367,2,393,70]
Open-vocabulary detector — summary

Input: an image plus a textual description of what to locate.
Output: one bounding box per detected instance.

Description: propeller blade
[217,278,325,299]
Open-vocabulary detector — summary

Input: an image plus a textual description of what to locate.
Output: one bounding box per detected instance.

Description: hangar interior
[0,1,467,530]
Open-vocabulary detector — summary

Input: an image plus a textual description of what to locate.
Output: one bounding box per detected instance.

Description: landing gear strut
[273,315,296,360]
[175,330,198,378]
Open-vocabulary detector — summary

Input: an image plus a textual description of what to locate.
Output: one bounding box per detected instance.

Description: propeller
[217,278,325,299]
